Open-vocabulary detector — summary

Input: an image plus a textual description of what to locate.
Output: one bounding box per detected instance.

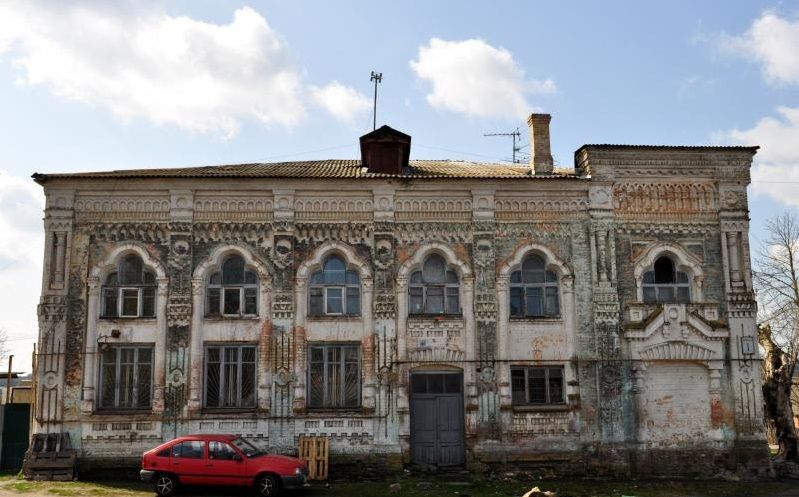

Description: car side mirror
[233,453,242,462]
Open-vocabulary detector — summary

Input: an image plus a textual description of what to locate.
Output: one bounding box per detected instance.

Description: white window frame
[323,287,344,315]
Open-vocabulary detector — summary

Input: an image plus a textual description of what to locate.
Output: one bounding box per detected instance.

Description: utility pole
[370,71,383,131]
[483,128,522,163]
[5,354,12,404]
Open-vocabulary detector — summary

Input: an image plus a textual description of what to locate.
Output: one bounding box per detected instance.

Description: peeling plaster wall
[31,148,770,476]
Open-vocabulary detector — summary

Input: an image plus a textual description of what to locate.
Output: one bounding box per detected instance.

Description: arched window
[309,255,361,316]
[409,254,460,315]
[642,256,690,303]
[206,255,258,317]
[101,254,156,318]
[509,255,560,317]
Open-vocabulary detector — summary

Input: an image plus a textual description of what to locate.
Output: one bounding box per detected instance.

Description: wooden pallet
[298,436,328,481]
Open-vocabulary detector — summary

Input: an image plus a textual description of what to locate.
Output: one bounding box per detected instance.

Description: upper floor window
[510,255,560,318]
[309,255,361,316]
[206,255,258,317]
[101,254,156,318]
[642,256,690,304]
[409,254,460,315]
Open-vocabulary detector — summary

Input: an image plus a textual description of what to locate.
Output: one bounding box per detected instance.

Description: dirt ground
[0,474,797,497]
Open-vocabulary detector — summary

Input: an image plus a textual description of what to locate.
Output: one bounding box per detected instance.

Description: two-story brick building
[30,114,769,476]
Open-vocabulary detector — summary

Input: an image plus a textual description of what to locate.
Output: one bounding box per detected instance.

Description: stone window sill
[511,404,571,413]
[509,317,563,324]
[201,408,260,415]
[99,317,157,322]
[92,409,154,416]
[303,408,367,416]
[203,316,260,322]
[407,314,463,320]
[306,316,362,322]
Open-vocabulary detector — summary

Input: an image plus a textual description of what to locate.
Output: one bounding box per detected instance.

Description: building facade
[31,115,769,476]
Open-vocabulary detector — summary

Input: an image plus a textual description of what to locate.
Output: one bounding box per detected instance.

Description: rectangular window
[510,366,565,406]
[309,287,324,316]
[325,287,343,314]
[525,287,543,316]
[102,288,118,318]
[204,344,256,409]
[346,287,360,315]
[206,288,221,317]
[510,287,524,317]
[223,288,241,315]
[244,287,258,315]
[425,287,444,314]
[142,287,156,317]
[545,286,559,316]
[409,287,424,313]
[446,287,459,314]
[98,346,153,409]
[120,289,140,317]
[308,344,360,409]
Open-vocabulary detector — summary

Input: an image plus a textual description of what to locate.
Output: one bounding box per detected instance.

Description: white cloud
[725,107,799,206]
[718,11,799,85]
[0,171,45,372]
[0,2,369,137]
[409,38,556,119]
[310,82,371,122]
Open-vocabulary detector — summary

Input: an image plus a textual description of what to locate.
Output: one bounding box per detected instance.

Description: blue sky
[1,0,799,370]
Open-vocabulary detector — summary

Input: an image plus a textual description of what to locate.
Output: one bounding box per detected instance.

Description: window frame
[307,343,361,410]
[510,366,565,406]
[509,255,561,319]
[203,343,258,410]
[408,255,461,316]
[205,256,259,318]
[308,256,361,317]
[97,345,154,411]
[99,256,157,319]
[641,256,691,304]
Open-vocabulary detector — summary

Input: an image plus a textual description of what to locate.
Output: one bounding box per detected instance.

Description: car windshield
[230,437,264,458]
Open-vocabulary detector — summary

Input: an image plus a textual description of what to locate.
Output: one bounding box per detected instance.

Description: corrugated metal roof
[32,160,579,183]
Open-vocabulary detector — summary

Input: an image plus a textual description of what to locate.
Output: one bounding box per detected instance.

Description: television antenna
[483,128,522,163]
[370,71,383,130]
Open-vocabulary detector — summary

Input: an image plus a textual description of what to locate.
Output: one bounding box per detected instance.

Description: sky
[1,1,799,372]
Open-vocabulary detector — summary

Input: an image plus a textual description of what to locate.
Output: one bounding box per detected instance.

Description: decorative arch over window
[206,254,259,317]
[509,254,560,317]
[309,255,361,316]
[642,256,691,303]
[101,254,157,318]
[633,242,704,304]
[409,253,461,315]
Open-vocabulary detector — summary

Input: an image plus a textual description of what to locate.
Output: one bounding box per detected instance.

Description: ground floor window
[204,344,256,408]
[308,343,360,409]
[511,366,564,405]
[98,346,153,409]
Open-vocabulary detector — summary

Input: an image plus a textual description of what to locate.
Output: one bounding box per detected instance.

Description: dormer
[360,125,411,175]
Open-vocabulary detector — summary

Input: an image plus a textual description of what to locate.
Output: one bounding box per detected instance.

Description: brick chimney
[528,113,554,174]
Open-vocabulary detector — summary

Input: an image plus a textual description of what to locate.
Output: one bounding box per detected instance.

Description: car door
[170,440,207,485]
[207,440,248,486]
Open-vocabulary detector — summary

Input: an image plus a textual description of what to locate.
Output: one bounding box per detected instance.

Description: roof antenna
[483,128,522,163]
[370,71,383,130]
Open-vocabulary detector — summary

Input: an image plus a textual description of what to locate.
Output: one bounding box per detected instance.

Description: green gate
[1,404,30,470]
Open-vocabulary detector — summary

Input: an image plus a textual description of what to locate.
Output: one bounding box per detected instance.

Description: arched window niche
[409,253,461,315]
[309,255,361,317]
[633,243,704,304]
[100,254,157,318]
[509,254,560,318]
[205,254,259,317]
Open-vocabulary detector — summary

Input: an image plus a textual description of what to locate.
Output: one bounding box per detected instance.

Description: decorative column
[187,277,204,412]
[152,277,169,413]
[81,276,100,413]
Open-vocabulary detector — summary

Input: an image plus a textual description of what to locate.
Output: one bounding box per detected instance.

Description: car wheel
[153,473,178,497]
[256,474,279,497]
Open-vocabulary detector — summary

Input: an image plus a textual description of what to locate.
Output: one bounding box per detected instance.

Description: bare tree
[754,211,799,460]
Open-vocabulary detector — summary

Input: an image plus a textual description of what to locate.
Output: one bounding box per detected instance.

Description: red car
[140,434,308,496]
